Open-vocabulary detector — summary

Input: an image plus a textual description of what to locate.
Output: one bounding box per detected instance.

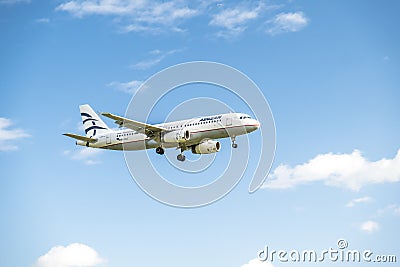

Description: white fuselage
[79,113,260,151]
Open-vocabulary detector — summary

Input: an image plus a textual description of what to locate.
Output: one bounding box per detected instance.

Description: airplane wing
[63,133,97,143]
[101,112,166,138]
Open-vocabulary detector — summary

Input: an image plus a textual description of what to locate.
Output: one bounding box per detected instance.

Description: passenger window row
[168,119,222,130]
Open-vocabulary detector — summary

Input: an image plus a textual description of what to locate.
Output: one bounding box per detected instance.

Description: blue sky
[1,0,399,266]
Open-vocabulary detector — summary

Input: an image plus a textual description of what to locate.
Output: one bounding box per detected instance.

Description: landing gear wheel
[231,136,238,148]
[177,154,186,162]
[156,147,165,155]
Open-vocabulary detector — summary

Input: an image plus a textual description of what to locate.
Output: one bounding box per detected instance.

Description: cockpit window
[240,115,251,119]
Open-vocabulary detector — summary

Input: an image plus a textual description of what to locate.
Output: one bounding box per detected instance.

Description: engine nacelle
[191,140,221,154]
[162,129,191,143]
[76,140,90,147]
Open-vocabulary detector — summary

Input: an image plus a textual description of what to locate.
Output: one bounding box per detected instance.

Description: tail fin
[79,104,110,137]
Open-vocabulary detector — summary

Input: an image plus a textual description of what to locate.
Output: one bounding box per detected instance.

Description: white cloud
[71,148,99,159]
[210,3,264,38]
[56,1,308,37]
[264,149,400,191]
[34,243,105,267]
[391,205,400,215]
[378,204,400,216]
[134,1,198,25]
[65,147,102,165]
[56,0,144,16]
[0,117,30,151]
[130,48,182,70]
[150,49,162,55]
[131,57,163,70]
[360,220,379,233]
[241,258,274,267]
[56,0,198,33]
[84,159,101,165]
[346,196,372,207]
[122,24,161,34]
[107,80,143,94]
[36,18,50,23]
[266,11,308,35]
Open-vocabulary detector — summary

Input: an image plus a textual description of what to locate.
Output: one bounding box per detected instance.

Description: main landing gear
[177,153,186,162]
[231,136,238,148]
[156,146,186,161]
[177,147,186,162]
[156,146,164,155]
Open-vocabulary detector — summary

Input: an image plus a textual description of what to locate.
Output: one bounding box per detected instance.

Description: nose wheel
[156,147,165,155]
[231,136,238,148]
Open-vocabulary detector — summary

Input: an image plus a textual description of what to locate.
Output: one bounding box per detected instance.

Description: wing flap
[101,112,166,137]
[63,133,97,143]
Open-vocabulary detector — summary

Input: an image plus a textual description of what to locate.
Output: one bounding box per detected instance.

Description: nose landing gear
[231,136,238,148]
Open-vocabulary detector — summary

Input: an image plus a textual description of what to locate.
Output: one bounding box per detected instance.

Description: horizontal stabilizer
[63,133,97,143]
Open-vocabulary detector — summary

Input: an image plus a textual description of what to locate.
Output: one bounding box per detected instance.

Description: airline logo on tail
[80,112,107,136]
[79,104,110,137]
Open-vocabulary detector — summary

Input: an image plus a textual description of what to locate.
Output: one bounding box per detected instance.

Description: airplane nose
[251,119,260,128]
[245,119,260,133]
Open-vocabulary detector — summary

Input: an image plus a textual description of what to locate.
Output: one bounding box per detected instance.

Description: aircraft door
[106,133,111,144]
[226,117,232,126]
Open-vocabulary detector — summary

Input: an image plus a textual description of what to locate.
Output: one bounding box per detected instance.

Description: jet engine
[191,140,221,154]
[162,129,191,143]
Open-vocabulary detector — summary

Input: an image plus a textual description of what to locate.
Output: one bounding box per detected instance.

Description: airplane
[63,104,260,161]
